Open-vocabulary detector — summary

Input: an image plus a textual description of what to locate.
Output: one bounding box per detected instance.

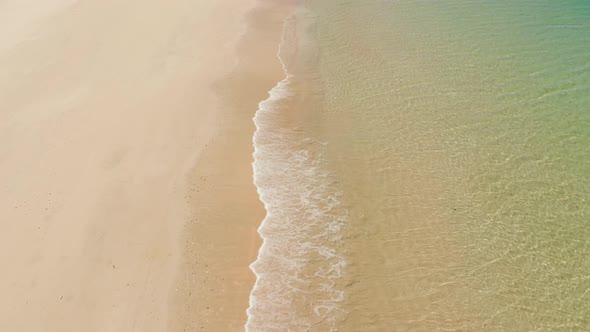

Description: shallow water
[248,1,590,330]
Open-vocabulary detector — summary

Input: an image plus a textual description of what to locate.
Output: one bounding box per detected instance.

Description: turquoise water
[247,1,590,330]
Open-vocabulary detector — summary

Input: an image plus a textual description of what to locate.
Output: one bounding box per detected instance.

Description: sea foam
[246,13,348,332]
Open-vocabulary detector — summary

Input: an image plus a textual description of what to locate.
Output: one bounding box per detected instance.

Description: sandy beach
[170,1,291,331]
[0,0,288,331]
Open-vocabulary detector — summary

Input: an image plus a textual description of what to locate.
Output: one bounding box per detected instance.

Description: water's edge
[246,9,348,330]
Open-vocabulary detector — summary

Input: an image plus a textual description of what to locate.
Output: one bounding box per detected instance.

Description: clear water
[248,1,590,330]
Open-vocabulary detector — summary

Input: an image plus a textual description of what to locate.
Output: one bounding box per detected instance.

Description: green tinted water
[302,1,590,330]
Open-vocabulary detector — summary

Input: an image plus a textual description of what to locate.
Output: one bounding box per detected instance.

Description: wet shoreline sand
[170,1,293,331]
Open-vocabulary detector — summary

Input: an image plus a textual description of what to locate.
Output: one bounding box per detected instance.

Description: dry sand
[0,0,288,331]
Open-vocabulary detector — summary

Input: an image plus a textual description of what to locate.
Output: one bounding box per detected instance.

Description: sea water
[248,1,590,330]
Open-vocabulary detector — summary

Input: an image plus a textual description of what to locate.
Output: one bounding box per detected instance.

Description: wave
[246,13,348,332]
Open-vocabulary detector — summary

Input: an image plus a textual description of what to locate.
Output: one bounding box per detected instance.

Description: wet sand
[0,0,287,331]
[170,1,293,331]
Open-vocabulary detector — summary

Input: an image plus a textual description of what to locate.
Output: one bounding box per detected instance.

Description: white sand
[0,0,256,331]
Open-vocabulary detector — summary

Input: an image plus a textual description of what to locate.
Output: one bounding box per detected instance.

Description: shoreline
[0,0,282,331]
[170,0,294,330]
